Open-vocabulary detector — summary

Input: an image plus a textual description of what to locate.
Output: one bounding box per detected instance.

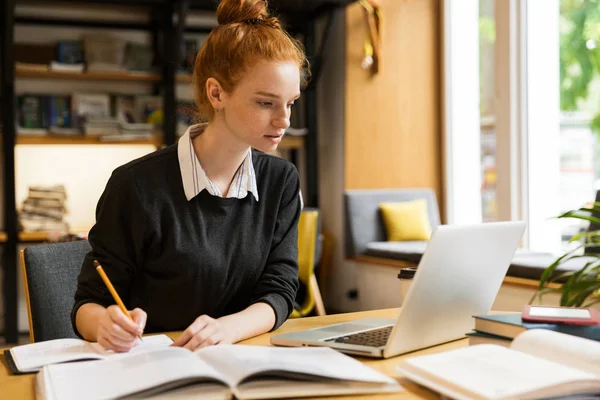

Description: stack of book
[83,116,120,136]
[19,185,69,233]
[468,312,600,346]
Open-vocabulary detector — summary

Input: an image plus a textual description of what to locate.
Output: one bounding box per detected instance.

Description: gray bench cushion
[508,252,596,282]
[345,189,440,258]
[365,241,428,264]
[363,243,594,283]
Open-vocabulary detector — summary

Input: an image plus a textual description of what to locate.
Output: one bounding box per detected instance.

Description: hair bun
[217,0,270,26]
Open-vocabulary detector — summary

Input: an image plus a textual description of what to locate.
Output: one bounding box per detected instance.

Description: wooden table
[0,308,470,399]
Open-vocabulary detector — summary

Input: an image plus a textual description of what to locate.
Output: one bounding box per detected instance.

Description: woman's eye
[258,101,273,107]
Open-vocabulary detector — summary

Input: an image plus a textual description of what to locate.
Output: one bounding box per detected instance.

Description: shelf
[16,134,162,147]
[14,133,299,148]
[16,67,161,82]
[0,232,54,243]
[278,135,304,150]
[16,66,193,83]
[176,74,193,83]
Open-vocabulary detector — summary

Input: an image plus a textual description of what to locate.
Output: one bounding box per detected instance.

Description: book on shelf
[56,40,84,65]
[49,62,84,73]
[28,185,67,201]
[49,127,81,136]
[48,95,71,128]
[474,313,600,341]
[23,197,64,209]
[99,133,154,142]
[113,94,136,123]
[36,344,401,400]
[135,95,163,126]
[16,127,48,136]
[177,99,197,136]
[285,127,308,136]
[83,34,126,71]
[83,117,121,136]
[125,42,154,72]
[5,334,172,374]
[17,94,75,133]
[20,182,69,232]
[120,122,153,132]
[86,62,128,73]
[71,93,111,128]
[17,95,48,130]
[397,329,600,400]
[21,204,64,220]
[19,218,69,233]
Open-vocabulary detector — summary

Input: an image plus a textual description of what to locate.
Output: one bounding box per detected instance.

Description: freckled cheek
[241,110,271,134]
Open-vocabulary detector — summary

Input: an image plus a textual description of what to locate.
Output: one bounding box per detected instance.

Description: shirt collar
[177,124,259,202]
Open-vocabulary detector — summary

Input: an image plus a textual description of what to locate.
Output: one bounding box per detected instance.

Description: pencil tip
[93,260,100,268]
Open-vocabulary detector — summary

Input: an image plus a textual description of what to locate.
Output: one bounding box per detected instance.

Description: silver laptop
[271,221,526,358]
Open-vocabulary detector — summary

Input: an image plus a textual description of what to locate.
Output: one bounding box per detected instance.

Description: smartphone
[522,305,600,326]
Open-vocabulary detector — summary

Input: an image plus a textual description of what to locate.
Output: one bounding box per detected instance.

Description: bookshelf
[0,231,61,243]
[16,134,163,147]
[13,133,303,149]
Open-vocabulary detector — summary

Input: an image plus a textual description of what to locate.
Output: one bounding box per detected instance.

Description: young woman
[72,0,307,352]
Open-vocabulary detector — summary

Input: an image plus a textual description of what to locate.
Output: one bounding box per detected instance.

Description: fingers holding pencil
[94,260,146,349]
[99,306,146,352]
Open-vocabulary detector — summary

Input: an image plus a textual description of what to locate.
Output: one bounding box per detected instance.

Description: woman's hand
[172,315,236,351]
[97,305,147,352]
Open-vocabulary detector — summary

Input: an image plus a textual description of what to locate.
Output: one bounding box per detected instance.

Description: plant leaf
[569,281,600,306]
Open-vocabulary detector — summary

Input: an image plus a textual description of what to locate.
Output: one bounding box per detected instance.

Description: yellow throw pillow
[379,199,432,241]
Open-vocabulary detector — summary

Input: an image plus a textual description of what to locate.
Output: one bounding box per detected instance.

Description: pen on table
[94,260,144,342]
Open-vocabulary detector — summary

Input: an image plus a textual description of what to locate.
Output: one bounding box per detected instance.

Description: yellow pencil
[94,260,143,342]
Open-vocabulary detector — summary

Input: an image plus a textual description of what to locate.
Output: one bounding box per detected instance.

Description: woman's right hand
[96,305,147,352]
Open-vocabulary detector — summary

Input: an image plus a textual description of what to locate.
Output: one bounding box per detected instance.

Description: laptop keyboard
[324,326,393,348]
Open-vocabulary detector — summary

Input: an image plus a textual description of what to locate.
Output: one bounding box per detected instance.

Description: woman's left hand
[171,315,236,350]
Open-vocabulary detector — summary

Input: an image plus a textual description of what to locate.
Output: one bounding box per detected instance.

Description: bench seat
[362,241,593,283]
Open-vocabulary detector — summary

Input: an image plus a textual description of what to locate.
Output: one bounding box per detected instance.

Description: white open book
[5,334,173,374]
[397,329,600,400]
[36,345,402,400]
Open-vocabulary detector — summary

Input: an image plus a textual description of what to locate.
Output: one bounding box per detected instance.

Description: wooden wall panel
[344,0,442,196]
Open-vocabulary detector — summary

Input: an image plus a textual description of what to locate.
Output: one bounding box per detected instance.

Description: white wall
[15,145,155,231]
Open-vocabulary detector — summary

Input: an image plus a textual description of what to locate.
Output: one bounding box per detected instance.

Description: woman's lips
[264,134,283,144]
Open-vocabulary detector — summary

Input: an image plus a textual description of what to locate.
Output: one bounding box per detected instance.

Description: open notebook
[397,329,600,400]
[36,345,402,400]
[5,334,173,374]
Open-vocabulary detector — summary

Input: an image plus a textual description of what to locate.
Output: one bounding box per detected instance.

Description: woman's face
[221,59,301,153]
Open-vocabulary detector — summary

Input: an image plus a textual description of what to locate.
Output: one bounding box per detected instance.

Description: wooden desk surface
[0,308,469,399]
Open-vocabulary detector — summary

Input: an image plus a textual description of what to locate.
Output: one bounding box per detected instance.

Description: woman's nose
[272,114,291,130]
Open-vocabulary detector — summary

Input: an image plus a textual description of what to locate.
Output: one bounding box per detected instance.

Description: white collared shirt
[177,124,259,202]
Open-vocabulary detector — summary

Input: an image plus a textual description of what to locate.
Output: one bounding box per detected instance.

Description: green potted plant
[532,203,600,307]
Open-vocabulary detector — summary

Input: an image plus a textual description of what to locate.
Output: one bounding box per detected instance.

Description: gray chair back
[22,240,91,342]
[344,188,441,257]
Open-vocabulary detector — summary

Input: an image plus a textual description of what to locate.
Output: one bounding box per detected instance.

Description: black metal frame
[0,0,350,343]
[1,0,18,345]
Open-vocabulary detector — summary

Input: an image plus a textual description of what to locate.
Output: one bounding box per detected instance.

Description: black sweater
[71,145,300,336]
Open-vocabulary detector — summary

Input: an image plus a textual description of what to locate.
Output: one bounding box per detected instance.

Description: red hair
[193,0,309,121]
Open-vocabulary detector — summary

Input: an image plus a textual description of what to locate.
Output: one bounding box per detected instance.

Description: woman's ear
[206,77,226,111]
